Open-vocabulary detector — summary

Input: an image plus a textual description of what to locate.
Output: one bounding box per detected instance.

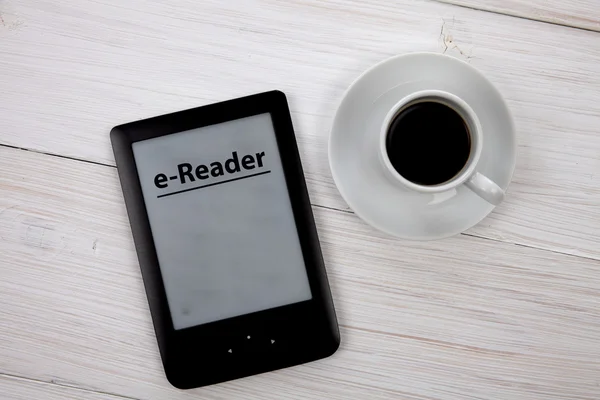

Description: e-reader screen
[132,113,312,330]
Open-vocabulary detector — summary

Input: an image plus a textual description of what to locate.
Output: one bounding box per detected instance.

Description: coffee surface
[385,101,471,186]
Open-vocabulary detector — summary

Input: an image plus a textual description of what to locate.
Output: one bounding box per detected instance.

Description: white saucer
[329,53,516,240]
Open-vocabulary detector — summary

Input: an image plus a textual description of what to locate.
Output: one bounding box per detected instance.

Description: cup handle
[465,172,505,206]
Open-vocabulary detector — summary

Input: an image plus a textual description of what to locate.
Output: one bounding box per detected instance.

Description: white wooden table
[2,1,600,399]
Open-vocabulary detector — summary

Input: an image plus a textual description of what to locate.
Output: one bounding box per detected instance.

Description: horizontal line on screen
[157,170,272,199]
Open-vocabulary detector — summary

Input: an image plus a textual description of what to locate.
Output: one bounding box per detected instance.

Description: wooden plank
[2,145,600,399]
[1,0,600,259]
[435,0,600,32]
[1,374,129,400]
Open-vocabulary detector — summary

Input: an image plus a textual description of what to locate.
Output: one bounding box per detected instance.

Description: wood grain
[435,0,600,32]
[1,374,129,400]
[2,1,600,399]
[1,0,600,261]
[2,145,600,399]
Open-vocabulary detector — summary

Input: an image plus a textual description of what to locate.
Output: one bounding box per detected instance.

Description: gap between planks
[0,372,140,400]
[431,0,600,33]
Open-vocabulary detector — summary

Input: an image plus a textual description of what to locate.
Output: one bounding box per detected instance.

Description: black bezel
[110,91,339,389]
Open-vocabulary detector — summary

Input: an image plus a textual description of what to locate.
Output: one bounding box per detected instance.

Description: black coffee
[385,101,471,186]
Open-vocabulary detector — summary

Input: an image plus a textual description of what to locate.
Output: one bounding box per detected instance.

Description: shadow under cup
[385,100,473,187]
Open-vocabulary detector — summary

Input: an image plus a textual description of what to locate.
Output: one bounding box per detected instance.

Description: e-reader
[110,91,339,389]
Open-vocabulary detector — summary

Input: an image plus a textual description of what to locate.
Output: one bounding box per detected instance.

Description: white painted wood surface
[435,0,600,32]
[2,146,600,400]
[1,0,600,399]
[1,0,600,260]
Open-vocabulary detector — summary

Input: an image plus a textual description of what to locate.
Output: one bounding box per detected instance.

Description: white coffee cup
[379,89,504,205]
